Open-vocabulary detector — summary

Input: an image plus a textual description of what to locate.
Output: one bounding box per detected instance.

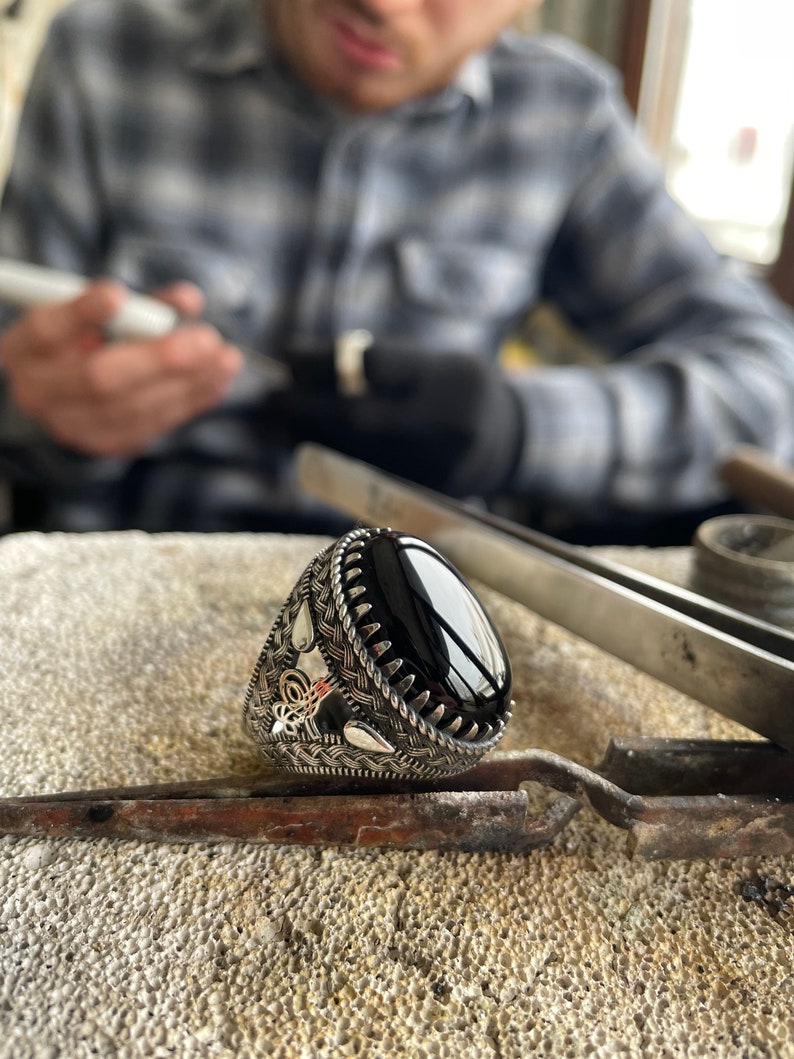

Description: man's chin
[323,65,447,113]
[325,75,412,113]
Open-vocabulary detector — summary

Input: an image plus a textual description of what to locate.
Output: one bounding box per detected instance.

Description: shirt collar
[450,50,493,111]
[385,50,492,122]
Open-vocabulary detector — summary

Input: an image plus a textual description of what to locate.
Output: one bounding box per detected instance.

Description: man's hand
[0,280,243,457]
[277,344,524,498]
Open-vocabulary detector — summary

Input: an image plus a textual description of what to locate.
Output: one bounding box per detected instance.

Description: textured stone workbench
[0,532,791,1058]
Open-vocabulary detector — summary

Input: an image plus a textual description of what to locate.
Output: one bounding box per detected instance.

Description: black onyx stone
[347,531,511,723]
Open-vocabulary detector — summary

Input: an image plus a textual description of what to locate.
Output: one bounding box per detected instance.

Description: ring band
[243,527,513,779]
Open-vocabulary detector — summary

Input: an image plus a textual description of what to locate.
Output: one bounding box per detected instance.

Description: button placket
[291,120,371,341]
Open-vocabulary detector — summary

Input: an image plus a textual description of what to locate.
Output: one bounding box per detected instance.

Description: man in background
[0,0,793,540]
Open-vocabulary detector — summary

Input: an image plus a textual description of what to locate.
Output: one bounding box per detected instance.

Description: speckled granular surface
[0,531,792,1059]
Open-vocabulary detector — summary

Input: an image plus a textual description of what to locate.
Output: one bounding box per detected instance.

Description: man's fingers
[49,367,238,458]
[149,281,205,318]
[82,325,241,396]
[13,325,240,408]
[0,280,128,364]
[5,316,242,451]
[0,278,243,456]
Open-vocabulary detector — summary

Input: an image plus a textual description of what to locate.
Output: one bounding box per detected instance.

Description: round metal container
[691,514,794,628]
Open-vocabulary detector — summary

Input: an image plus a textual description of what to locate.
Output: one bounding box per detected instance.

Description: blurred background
[0,0,792,538]
[2,0,793,301]
[522,0,794,296]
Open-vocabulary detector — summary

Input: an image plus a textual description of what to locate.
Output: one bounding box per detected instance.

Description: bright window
[640,0,794,265]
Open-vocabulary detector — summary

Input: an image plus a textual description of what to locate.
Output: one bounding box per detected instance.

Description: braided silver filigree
[243,527,513,779]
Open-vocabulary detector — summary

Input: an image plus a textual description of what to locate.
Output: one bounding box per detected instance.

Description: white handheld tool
[0,257,290,383]
[0,257,179,338]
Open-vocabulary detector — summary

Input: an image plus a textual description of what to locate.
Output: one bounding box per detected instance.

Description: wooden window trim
[618,0,652,113]
[769,169,794,308]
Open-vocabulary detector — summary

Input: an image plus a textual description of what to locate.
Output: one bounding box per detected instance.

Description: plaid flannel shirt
[1,0,794,531]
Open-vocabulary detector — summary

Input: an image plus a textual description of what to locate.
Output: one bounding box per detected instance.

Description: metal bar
[467,506,794,657]
[0,790,579,854]
[8,753,583,802]
[296,445,794,750]
[297,444,794,657]
[600,737,794,796]
[2,741,792,859]
[602,738,794,858]
[628,796,794,860]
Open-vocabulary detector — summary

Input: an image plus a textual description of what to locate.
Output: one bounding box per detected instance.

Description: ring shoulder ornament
[243,527,513,779]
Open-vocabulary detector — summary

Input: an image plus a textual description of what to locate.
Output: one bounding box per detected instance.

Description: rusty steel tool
[1,739,792,859]
[295,444,794,751]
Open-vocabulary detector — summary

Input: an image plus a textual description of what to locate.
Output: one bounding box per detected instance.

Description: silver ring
[243,527,513,779]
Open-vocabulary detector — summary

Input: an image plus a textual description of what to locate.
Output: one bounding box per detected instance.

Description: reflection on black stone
[348,531,511,725]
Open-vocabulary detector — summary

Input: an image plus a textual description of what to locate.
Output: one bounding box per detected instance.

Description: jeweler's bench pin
[243,527,513,779]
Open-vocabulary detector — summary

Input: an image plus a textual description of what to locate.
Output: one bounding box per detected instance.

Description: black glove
[275,343,524,498]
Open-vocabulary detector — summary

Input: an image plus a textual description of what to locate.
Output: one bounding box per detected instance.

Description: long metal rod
[1,741,792,858]
[296,444,794,750]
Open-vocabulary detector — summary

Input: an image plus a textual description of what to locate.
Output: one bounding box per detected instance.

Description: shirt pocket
[397,238,533,319]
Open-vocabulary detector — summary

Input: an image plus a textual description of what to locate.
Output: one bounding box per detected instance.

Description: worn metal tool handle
[721,445,794,521]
